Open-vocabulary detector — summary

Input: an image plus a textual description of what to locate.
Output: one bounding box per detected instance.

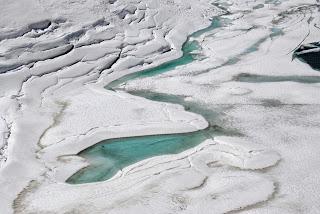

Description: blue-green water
[67,5,313,184]
[66,17,285,184]
[106,18,222,89]
[127,90,238,137]
[66,132,208,184]
[188,27,284,76]
[66,90,239,184]
[67,18,225,184]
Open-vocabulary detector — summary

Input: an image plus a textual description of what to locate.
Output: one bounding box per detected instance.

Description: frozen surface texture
[0,0,319,213]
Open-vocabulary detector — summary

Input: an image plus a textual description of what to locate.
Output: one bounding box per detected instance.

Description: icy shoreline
[0,0,320,213]
[0,0,217,213]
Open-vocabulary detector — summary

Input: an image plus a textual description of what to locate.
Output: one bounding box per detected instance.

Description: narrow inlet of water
[67,18,226,184]
[67,15,283,184]
[106,18,223,89]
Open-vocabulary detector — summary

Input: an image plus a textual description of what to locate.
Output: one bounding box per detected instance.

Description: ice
[0,0,319,213]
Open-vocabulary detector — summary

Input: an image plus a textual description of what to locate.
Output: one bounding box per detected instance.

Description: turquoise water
[127,90,236,136]
[67,15,282,184]
[189,27,284,76]
[106,18,222,89]
[67,132,208,184]
[67,90,240,184]
[67,18,225,184]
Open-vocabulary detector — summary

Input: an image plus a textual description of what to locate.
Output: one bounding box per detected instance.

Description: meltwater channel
[67,18,230,184]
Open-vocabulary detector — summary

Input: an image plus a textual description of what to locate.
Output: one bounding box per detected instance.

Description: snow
[0,0,319,213]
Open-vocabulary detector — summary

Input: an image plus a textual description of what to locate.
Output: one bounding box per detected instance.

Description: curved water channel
[67,17,226,184]
[66,10,291,184]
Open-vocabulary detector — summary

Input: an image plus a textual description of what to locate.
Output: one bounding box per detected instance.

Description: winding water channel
[67,6,315,184]
[67,17,225,184]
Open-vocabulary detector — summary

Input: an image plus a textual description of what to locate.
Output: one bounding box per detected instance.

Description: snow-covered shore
[0,0,319,213]
[122,0,320,213]
[0,0,217,213]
